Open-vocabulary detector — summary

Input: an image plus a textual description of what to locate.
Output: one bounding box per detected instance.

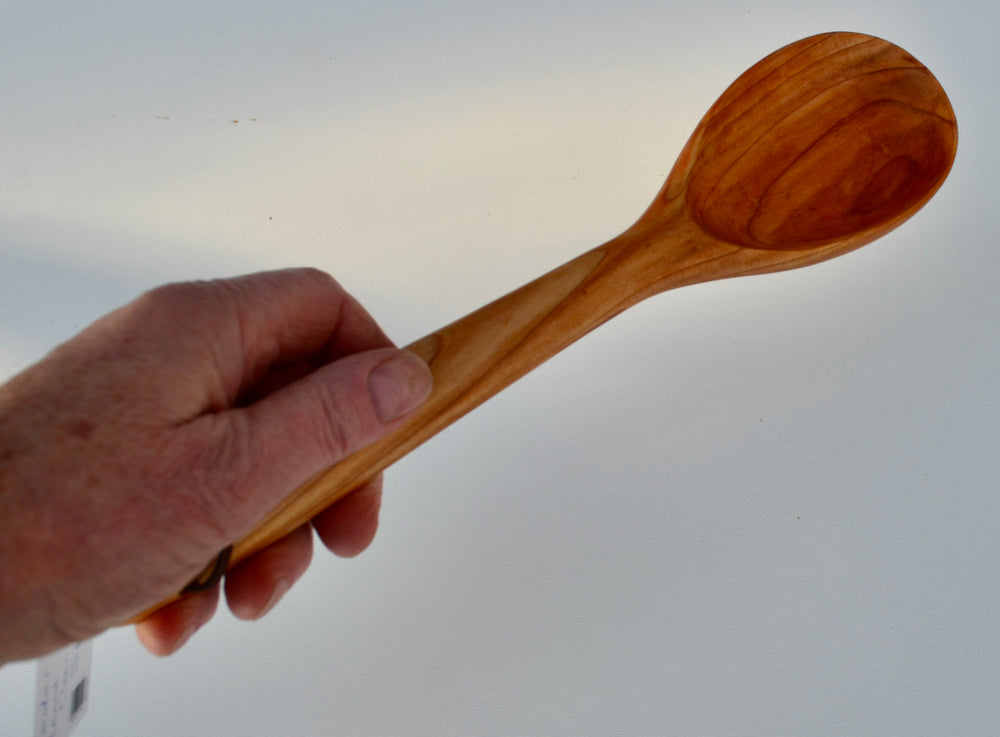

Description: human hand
[0,268,432,664]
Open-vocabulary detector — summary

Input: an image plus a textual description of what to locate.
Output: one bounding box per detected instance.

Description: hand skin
[0,268,432,665]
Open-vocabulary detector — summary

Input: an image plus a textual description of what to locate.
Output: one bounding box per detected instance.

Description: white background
[1,1,997,735]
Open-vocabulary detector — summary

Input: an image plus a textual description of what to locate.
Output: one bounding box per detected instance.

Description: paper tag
[34,640,92,737]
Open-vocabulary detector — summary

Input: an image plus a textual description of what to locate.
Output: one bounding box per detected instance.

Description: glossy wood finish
[137,32,956,622]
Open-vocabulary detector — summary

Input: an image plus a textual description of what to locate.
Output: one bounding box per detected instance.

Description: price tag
[34,640,92,737]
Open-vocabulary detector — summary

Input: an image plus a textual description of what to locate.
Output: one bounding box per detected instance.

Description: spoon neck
[597,200,738,305]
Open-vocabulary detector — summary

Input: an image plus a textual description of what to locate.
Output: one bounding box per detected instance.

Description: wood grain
[130,32,956,623]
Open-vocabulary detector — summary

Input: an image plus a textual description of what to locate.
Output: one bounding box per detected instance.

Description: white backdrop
[1,1,997,735]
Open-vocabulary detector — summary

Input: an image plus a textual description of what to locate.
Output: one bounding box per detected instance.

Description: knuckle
[295,266,338,291]
[309,383,364,463]
[128,280,225,337]
[302,369,381,465]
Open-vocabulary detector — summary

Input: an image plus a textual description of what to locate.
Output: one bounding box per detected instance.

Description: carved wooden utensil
[136,31,957,621]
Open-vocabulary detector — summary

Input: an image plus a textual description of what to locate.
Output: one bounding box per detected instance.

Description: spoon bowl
[674,32,956,253]
[136,32,957,622]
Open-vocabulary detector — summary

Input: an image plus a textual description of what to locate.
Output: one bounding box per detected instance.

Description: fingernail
[256,578,291,619]
[368,351,433,422]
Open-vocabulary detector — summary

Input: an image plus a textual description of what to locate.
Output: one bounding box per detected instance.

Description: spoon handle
[231,220,737,566]
[130,213,726,621]
[233,235,663,563]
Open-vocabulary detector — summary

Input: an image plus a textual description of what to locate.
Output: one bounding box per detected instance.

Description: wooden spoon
[135,31,957,620]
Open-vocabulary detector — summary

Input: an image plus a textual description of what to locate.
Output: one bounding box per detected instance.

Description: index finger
[221,267,395,372]
[143,268,394,409]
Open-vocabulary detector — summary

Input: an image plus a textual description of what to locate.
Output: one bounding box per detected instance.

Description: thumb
[203,347,432,536]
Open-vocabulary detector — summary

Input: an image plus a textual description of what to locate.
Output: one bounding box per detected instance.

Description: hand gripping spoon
[136,31,957,621]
